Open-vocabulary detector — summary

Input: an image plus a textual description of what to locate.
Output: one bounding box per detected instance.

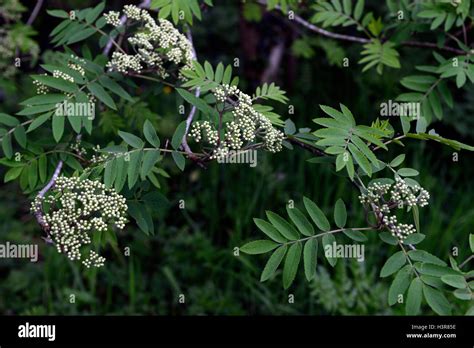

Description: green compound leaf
[52,115,65,143]
[322,233,337,267]
[282,241,302,289]
[143,120,161,148]
[266,211,299,240]
[406,277,423,315]
[286,206,314,236]
[303,238,318,281]
[423,284,452,315]
[333,198,347,228]
[118,131,144,149]
[240,240,279,255]
[303,196,330,231]
[407,250,446,266]
[441,275,467,289]
[260,245,288,282]
[388,265,412,306]
[343,229,368,242]
[253,218,288,243]
[380,251,406,278]
[254,218,287,243]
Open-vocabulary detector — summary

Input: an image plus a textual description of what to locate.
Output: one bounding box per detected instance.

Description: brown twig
[287,136,326,157]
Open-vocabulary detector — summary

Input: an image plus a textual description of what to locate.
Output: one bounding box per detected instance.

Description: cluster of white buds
[214,84,239,103]
[382,215,417,240]
[359,176,430,240]
[358,182,391,204]
[391,177,430,207]
[53,70,74,83]
[90,145,108,164]
[189,121,219,146]
[33,73,49,95]
[189,84,284,160]
[106,52,143,74]
[104,6,194,77]
[359,178,429,209]
[68,62,85,77]
[104,10,121,27]
[33,81,49,94]
[123,4,142,20]
[70,140,87,157]
[211,146,230,160]
[31,177,128,267]
[83,250,106,268]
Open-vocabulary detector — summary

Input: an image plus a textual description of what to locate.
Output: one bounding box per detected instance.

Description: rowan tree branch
[26,0,44,25]
[33,160,63,243]
[258,0,467,55]
[181,28,200,158]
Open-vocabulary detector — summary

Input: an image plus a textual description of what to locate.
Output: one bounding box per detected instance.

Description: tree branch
[287,136,326,157]
[181,28,201,159]
[33,160,63,243]
[258,0,467,55]
[26,0,44,26]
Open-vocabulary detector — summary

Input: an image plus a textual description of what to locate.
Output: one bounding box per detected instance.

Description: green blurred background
[0,0,473,315]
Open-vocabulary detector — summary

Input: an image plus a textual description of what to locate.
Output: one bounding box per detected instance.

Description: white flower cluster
[53,70,74,83]
[68,62,85,77]
[107,52,143,74]
[83,250,106,268]
[359,177,430,240]
[189,121,219,146]
[104,10,121,27]
[391,177,430,207]
[382,215,417,240]
[359,178,429,209]
[123,4,142,20]
[189,84,284,160]
[33,73,49,95]
[70,140,87,157]
[90,145,108,164]
[104,5,194,78]
[31,177,128,268]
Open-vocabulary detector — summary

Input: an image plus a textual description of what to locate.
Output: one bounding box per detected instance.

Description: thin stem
[128,73,175,87]
[286,135,326,156]
[399,241,421,279]
[459,255,473,269]
[282,227,374,246]
[182,27,200,156]
[26,0,44,25]
[373,135,406,151]
[0,119,33,142]
[33,160,64,243]
[258,0,467,55]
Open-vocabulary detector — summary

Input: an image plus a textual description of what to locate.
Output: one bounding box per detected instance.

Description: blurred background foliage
[0,0,473,315]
